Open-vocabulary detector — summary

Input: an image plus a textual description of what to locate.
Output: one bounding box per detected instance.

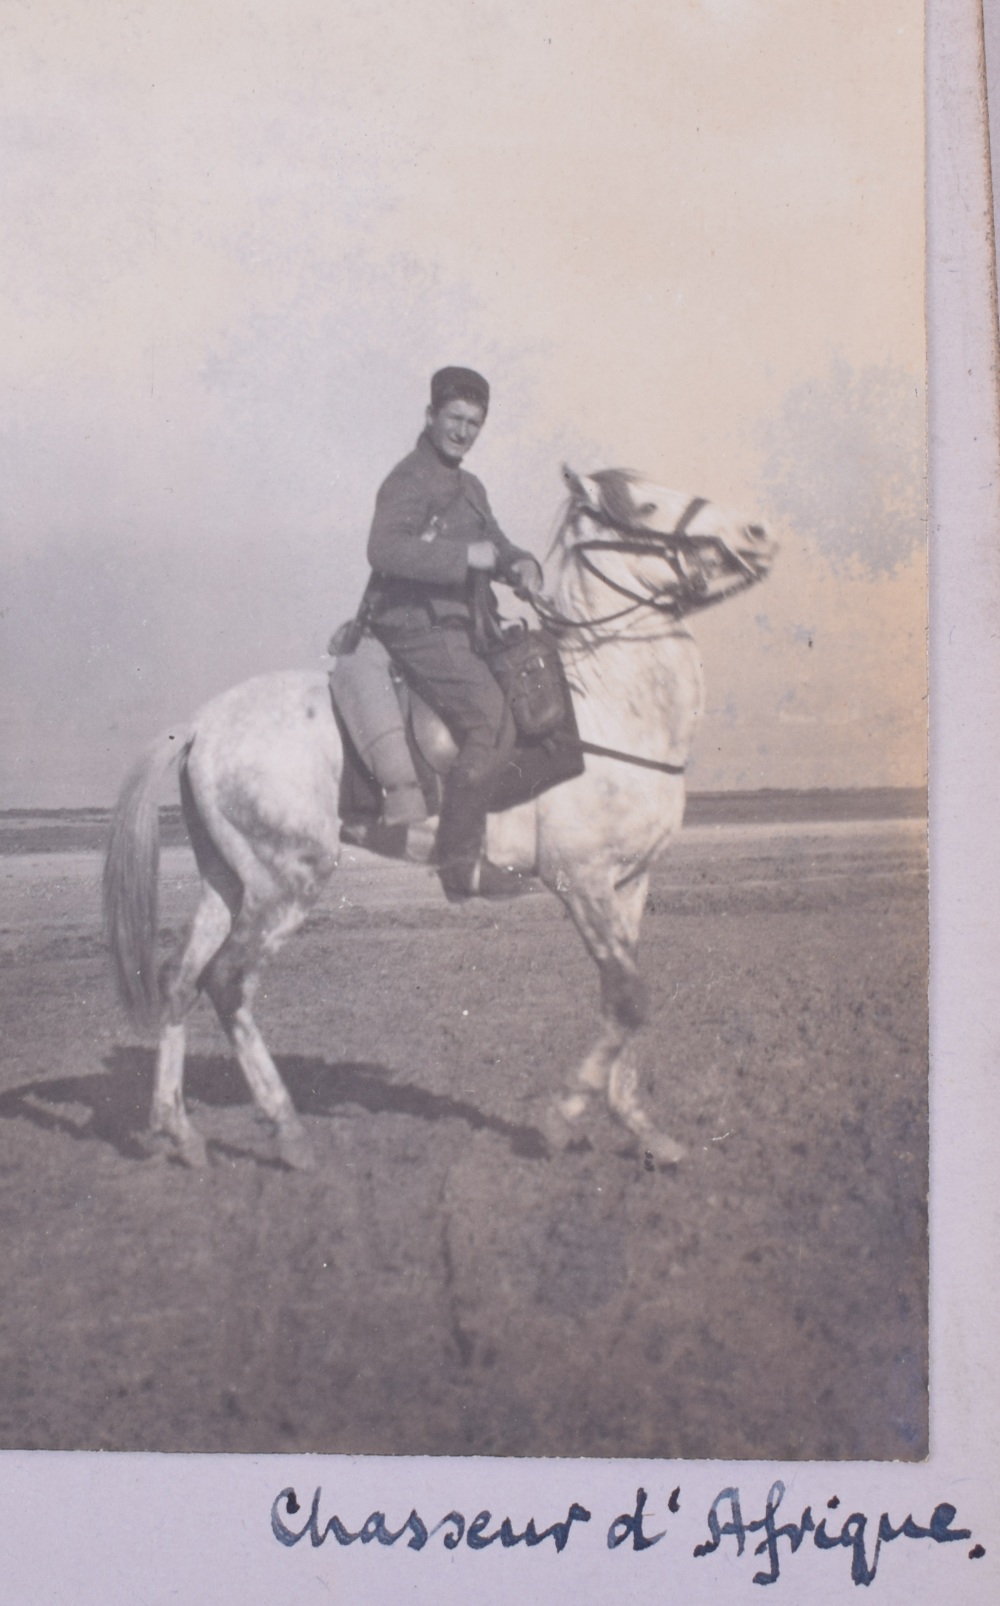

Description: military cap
[430,366,490,413]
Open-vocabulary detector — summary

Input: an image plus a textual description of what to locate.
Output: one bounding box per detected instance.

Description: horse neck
[541,514,704,755]
[550,551,698,717]
[548,530,618,625]
[548,535,678,650]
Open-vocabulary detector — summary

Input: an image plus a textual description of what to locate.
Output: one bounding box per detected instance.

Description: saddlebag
[486,626,570,740]
[485,627,585,811]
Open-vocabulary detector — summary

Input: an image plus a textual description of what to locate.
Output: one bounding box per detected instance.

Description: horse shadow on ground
[0,1048,549,1165]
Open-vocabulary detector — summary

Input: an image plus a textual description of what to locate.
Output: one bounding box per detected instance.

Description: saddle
[328,625,584,835]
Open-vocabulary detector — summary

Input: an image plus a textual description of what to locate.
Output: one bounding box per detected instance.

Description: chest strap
[574,738,685,775]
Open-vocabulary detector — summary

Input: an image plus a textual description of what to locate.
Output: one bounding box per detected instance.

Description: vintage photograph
[1,0,926,1461]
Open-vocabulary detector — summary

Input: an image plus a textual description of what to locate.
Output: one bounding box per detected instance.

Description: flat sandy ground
[0,817,927,1458]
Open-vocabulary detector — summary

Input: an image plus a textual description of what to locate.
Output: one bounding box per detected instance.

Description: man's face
[426,398,486,463]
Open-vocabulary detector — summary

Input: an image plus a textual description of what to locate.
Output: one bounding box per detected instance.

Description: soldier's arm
[367,471,470,585]
[470,479,544,591]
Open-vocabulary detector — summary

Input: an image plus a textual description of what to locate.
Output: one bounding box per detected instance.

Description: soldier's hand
[509,556,544,596]
[467,540,498,571]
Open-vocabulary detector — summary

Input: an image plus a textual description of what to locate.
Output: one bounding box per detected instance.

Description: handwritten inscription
[606,1485,680,1550]
[272,1485,593,1553]
[271,1481,984,1586]
[696,1482,978,1586]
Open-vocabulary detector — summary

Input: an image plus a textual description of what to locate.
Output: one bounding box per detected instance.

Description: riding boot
[434,773,531,901]
[435,773,485,896]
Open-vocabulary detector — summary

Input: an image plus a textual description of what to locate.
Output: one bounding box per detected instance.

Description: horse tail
[103,728,192,1029]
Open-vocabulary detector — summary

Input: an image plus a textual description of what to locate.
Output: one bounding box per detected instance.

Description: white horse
[103,468,776,1171]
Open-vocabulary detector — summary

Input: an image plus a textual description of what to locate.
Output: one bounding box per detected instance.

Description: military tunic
[366,429,532,628]
[364,431,534,783]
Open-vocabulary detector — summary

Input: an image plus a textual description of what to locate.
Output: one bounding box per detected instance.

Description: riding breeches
[373,621,515,791]
[374,620,515,874]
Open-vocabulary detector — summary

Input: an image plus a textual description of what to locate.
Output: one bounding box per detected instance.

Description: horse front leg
[606,1037,685,1167]
[548,870,684,1166]
[553,956,645,1124]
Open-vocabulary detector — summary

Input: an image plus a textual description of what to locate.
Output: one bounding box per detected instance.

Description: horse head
[557,465,777,619]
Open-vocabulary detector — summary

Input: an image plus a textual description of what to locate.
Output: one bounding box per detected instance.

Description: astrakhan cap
[430,366,490,414]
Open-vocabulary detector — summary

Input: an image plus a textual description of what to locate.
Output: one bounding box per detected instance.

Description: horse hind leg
[148,881,233,1167]
[202,895,317,1172]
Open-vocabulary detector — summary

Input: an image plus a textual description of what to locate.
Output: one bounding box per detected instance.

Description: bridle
[515,493,767,779]
[528,495,761,636]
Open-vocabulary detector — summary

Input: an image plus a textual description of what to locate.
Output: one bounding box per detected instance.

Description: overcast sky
[1,0,925,806]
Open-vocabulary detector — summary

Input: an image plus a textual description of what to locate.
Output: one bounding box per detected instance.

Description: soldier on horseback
[362,366,543,901]
[105,433,775,1167]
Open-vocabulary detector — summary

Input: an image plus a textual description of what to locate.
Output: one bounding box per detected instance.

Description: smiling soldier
[365,366,542,900]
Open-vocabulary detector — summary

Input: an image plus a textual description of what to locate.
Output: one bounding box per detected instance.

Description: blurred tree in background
[759,360,924,577]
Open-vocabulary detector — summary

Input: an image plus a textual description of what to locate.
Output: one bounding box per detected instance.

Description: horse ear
[562,465,600,509]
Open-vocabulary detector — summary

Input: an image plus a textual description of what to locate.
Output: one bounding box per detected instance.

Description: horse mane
[589,468,658,530]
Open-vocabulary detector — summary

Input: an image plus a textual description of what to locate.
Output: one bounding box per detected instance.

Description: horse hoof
[176,1131,210,1169]
[277,1127,317,1172]
[642,1132,686,1168]
[542,1098,590,1154]
[145,1127,209,1168]
[138,1132,170,1166]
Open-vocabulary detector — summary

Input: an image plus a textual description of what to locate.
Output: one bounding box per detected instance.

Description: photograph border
[1,0,996,1598]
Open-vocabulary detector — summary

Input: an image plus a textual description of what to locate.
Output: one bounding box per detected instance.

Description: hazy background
[1,0,925,807]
